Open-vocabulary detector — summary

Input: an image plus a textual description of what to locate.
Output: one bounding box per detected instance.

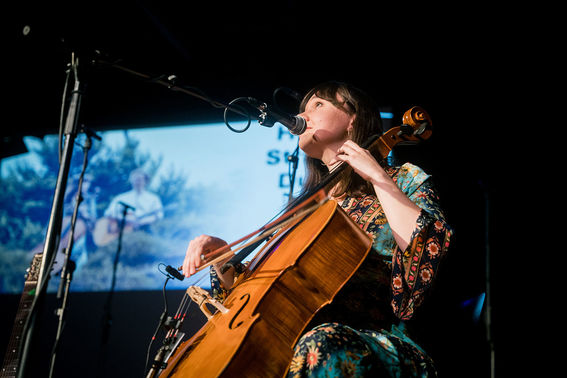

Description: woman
[182,81,453,376]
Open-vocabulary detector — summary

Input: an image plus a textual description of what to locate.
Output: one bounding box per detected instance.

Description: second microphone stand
[48,133,94,378]
[98,202,133,372]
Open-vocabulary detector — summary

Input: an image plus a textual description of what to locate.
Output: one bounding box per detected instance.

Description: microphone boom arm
[94,53,304,135]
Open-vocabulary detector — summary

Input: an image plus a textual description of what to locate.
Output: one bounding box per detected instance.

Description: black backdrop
[1,1,510,377]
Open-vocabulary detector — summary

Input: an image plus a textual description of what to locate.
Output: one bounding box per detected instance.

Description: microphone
[81,125,102,141]
[165,265,185,281]
[118,201,136,211]
[247,97,307,135]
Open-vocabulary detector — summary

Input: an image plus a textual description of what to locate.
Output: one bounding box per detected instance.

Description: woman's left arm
[335,140,453,320]
[334,140,422,251]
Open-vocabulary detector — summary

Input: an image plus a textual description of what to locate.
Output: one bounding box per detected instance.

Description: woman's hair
[297,81,383,200]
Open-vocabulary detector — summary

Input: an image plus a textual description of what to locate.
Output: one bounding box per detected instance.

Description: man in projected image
[96,168,164,246]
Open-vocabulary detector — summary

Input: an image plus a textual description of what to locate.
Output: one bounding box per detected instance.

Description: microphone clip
[258,108,273,127]
[246,97,306,135]
[246,98,274,127]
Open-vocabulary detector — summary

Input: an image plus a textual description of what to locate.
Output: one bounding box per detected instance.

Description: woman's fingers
[336,140,365,162]
[334,140,384,183]
[183,237,202,277]
[182,235,228,277]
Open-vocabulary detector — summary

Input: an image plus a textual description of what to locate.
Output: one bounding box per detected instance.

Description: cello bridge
[186,286,229,319]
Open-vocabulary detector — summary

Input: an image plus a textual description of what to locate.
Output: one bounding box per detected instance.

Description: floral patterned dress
[211,163,453,377]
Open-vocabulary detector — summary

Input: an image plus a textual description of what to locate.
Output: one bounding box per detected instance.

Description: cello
[156,106,433,377]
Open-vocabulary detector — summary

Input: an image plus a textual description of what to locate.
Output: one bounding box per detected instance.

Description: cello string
[198,198,327,270]
[174,186,329,273]
[183,177,329,271]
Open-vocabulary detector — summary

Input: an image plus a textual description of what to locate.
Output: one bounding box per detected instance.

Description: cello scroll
[367,106,433,160]
[401,105,432,136]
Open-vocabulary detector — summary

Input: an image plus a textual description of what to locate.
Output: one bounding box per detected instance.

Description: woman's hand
[182,234,228,277]
[331,140,388,185]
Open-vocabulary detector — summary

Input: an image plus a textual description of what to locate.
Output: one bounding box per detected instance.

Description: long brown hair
[297,81,383,199]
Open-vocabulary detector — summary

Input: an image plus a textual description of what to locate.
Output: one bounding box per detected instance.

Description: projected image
[0,122,304,293]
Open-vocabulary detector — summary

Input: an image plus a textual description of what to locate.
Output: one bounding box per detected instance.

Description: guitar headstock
[26,253,43,283]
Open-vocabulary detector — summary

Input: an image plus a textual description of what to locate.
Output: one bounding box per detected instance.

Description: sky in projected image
[0,121,304,293]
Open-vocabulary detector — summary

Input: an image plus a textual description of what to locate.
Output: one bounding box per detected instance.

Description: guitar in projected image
[92,208,164,247]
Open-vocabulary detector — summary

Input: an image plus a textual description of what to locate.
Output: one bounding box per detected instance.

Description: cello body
[162,200,373,377]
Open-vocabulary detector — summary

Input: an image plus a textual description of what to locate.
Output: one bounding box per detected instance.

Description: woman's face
[298,93,355,164]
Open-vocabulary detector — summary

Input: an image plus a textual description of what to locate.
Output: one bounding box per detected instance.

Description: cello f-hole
[228,293,250,330]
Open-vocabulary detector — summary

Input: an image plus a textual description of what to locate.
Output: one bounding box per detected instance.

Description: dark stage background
[1,1,511,377]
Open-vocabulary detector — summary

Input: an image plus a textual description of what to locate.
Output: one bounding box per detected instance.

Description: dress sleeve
[210,266,229,302]
[209,262,247,302]
[389,167,453,320]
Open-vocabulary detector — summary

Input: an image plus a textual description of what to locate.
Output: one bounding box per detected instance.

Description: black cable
[272,87,302,111]
[223,97,252,133]
[287,142,300,203]
[144,275,171,376]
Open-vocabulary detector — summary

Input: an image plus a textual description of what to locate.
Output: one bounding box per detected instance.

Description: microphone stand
[287,143,300,204]
[98,202,133,372]
[482,183,495,378]
[17,52,84,378]
[48,132,94,378]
